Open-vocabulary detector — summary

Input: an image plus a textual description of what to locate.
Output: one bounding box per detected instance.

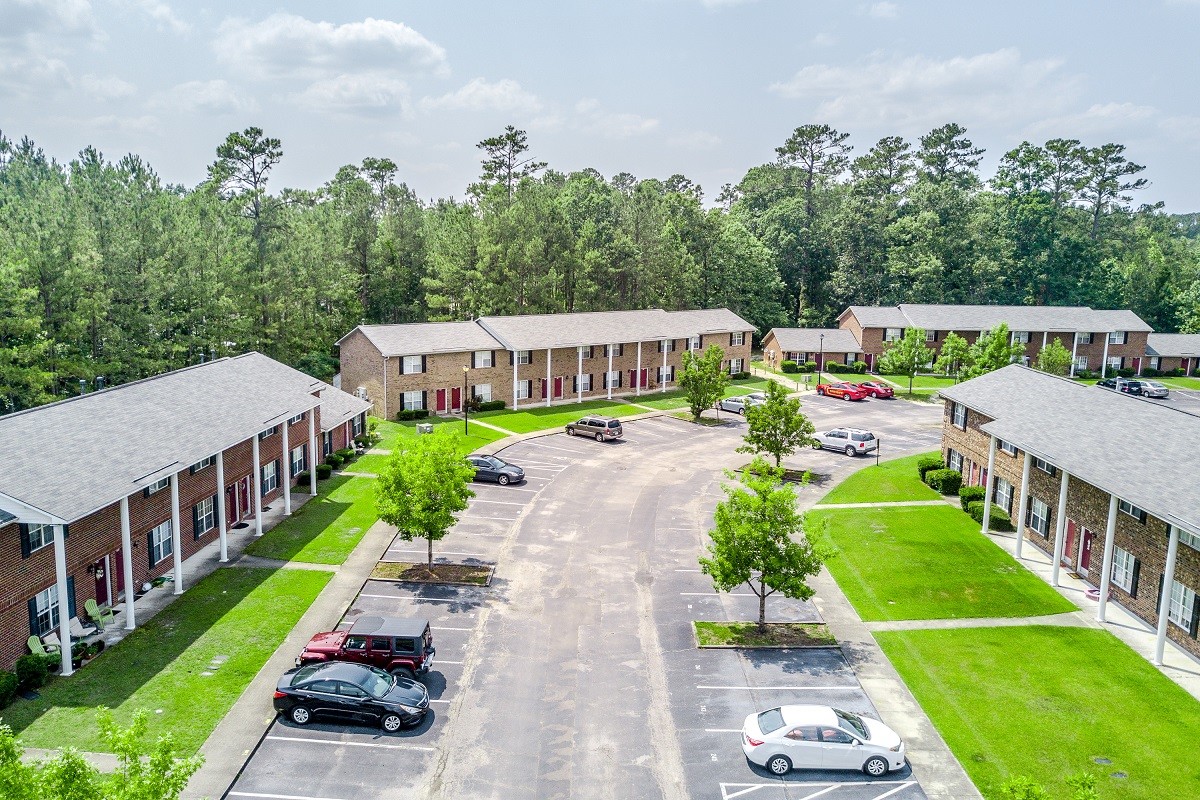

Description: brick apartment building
[939,365,1200,662]
[1145,333,1200,375]
[759,328,864,370]
[0,353,369,673]
[338,308,754,419]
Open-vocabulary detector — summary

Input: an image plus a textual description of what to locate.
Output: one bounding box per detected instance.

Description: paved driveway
[226,396,942,800]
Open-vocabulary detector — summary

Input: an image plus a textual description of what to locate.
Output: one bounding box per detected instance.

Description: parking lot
[227,394,942,800]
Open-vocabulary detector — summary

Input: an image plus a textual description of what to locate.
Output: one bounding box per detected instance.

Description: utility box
[416,423,434,434]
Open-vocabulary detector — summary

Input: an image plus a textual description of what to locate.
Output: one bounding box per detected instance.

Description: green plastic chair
[28,635,59,655]
[84,598,115,628]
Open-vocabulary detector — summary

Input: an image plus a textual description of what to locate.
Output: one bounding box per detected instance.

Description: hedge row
[966,501,1014,532]
[924,468,962,495]
[916,455,944,481]
[396,408,431,421]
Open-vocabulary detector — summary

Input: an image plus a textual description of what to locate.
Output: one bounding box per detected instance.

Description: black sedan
[467,454,524,485]
[273,661,429,731]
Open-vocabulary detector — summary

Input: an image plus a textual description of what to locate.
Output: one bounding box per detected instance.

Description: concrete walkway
[814,499,948,509]
[864,611,1091,633]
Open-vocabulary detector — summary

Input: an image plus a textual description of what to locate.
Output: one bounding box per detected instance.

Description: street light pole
[818,333,824,386]
[462,365,470,435]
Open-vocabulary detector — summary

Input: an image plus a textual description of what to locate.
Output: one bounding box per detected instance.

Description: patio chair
[68,616,97,639]
[29,635,59,655]
[85,598,115,628]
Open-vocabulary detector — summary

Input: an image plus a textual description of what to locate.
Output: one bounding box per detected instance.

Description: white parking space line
[229,792,349,800]
[359,594,479,606]
[383,549,487,557]
[524,442,595,456]
[697,685,861,691]
[264,735,435,752]
[436,660,464,665]
[468,498,530,506]
[473,485,541,493]
[680,592,755,597]
[431,625,474,631]
[719,782,917,800]
[872,784,920,799]
[704,728,742,733]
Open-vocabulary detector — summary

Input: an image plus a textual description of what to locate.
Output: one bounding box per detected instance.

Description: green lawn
[243,475,378,564]
[1,567,330,754]
[1156,375,1200,390]
[369,417,506,455]
[818,452,941,504]
[877,626,1200,800]
[471,398,646,433]
[879,373,960,399]
[633,378,782,411]
[807,505,1076,620]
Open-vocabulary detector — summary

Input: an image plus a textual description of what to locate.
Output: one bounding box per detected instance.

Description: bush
[851,360,869,374]
[353,434,372,447]
[966,501,1015,532]
[827,362,847,373]
[316,463,333,479]
[803,361,818,373]
[1116,367,1135,378]
[916,455,944,481]
[293,471,310,484]
[324,453,343,469]
[476,399,506,411]
[1074,369,1095,380]
[1167,367,1186,377]
[396,409,430,421]
[0,670,17,708]
[335,448,356,461]
[959,485,986,511]
[1140,367,1160,378]
[15,654,49,691]
[733,371,751,380]
[780,360,799,374]
[924,468,963,495]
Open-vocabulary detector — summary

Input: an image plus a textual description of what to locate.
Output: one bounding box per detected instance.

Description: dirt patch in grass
[735,463,822,485]
[372,561,493,586]
[671,412,728,426]
[694,621,837,648]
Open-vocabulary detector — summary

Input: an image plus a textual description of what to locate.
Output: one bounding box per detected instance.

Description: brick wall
[338,329,386,417]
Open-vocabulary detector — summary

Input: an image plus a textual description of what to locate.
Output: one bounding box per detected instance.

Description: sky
[3,0,1199,211]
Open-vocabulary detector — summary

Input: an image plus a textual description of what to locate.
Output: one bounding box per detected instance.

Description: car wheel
[391,667,416,681]
[863,755,889,777]
[289,705,312,726]
[498,474,510,486]
[845,445,856,457]
[817,388,825,396]
[595,432,604,442]
[812,442,822,449]
[566,427,574,435]
[738,407,746,415]
[842,393,851,401]
[766,754,792,775]
[380,713,405,732]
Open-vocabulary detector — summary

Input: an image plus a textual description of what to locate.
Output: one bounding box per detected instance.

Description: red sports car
[856,381,895,399]
[816,381,869,401]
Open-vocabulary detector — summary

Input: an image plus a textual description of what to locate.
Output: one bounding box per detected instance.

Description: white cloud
[154,79,256,114]
[668,130,723,150]
[0,51,72,97]
[118,0,188,33]
[574,99,658,139]
[421,78,541,114]
[214,14,447,80]
[80,73,136,98]
[868,2,899,18]
[0,0,99,41]
[811,32,838,47]
[0,0,102,97]
[292,73,409,115]
[86,113,159,133]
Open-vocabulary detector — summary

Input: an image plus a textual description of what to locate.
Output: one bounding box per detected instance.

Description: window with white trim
[884,328,903,342]
[1076,332,1093,345]
[575,374,592,392]
[1073,355,1089,371]
[731,332,745,346]
[657,366,674,384]
[947,449,963,472]
[1168,580,1196,629]
[516,380,532,400]
[658,339,674,353]
[688,336,701,351]
[951,403,967,429]
[998,440,1017,456]
[146,476,169,495]
[604,370,621,389]
[1180,528,1200,552]
[31,586,59,636]
[925,330,937,342]
[323,431,333,457]
[150,519,173,566]
[287,413,305,425]
[1012,331,1030,344]
[728,358,744,374]
[1108,331,1127,345]
[1110,547,1135,592]
[402,391,424,411]
[473,383,492,402]
[1029,497,1051,537]
[1118,500,1147,523]
[352,415,364,436]
[1107,356,1123,371]
[290,444,307,477]
[578,345,594,359]
[401,355,424,374]
[1148,356,1161,370]
[603,343,624,358]
[261,461,278,495]
[474,350,494,368]
[259,426,277,440]
[191,456,215,472]
[194,496,215,536]
[516,350,532,365]
[1033,458,1056,476]
[994,478,1014,512]
[26,523,53,553]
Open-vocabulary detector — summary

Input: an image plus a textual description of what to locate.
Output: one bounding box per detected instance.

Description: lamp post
[817,333,824,387]
[462,365,470,435]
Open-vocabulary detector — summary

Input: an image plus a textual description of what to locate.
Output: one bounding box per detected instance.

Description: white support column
[1153,525,1181,666]
[120,496,135,629]
[1014,454,1031,559]
[1070,333,1080,377]
[1041,331,1047,349]
[512,353,519,410]
[661,341,668,393]
[1101,334,1110,377]
[170,472,182,594]
[52,524,73,676]
[215,451,228,563]
[607,346,614,399]
[546,348,552,407]
[252,434,264,536]
[308,414,318,497]
[1051,469,1070,587]
[577,347,583,403]
[981,436,997,534]
[636,342,642,396]
[1097,494,1118,623]
[282,423,292,516]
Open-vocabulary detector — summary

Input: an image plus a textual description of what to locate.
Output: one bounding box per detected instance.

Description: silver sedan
[717,395,765,415]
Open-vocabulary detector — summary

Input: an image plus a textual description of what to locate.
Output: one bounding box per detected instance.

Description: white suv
[815,427,878,457]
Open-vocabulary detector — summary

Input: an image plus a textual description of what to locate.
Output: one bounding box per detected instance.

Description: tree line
[1,121,1197,414]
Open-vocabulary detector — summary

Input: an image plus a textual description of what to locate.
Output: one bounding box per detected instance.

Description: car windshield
[607,420,621,428]
[359,668,394,698]
[483,456,505,468]
[756,708,786,734]
[834,708,868,739]
[291,664,322,684]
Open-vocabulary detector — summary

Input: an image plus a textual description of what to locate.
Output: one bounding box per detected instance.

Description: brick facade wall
[338,329,386,417]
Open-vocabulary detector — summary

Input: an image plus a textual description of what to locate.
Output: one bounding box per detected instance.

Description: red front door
[94,559,108,605]
[451,386,461,411]
[1132,357,1141,374]
[639,369,648,388]
[436,388,447,413]
[1063,520,1077,567]
[114,549,125,596]
[554,376,563,398]
[226,483,237,527]
[1079,529,1094,573]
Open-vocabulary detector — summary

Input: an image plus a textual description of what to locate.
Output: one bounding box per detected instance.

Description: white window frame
[577,374,592,392]
[191,456,215,472]
[605,370,620,389]
[884,328,903,343]
[473,383,493,402]
[290,444,307,477]
[1110,547,1135,592]
[194,496,215,536]
[287,413,305,425]
[1073,355,1089,371]
[402,390,424,411]
[516,380,532,400]
[1168,580,1196,629]
[1029,498,1051,537]
[352,415,364,436]
[1118,499,1146,523]
[261,461,279,495]
[150,519,173,566]
[688,336,701,351]
[401,355,423,375]
[26,523,53,553]
[146,476,169,495]
[947,449,963,472]
[924,330,937,342]
[1180,528,1200,552]
[1108,331,1126,345]
[259,426,277,440]
[731,332,745,346]
[1033,458,1055,475]
[474,350,494,368]
[952,403,967,429]
[994,478,1014,512]
[1012,331,1031,344]
[658,339,673,353]
[657,366,673,385]
[998,440,1017,456]
[728,358,744,375]
[516,350,532,365]
[1076,332,1093,345]
[32,586,59,636]
[1148,356,1161,370]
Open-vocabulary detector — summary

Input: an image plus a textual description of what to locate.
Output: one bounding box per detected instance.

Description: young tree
[878,327,935,396]
[699,458,824,631]
[934,331,970,379]
[962,323,1027,379]
[738,381,817,467]
[679,343,730,421]
[475,125,546,201]
[375,428,476,568]
[1034,338,1073,376]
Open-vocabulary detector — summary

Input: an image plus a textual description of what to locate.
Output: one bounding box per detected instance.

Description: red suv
[298,616,435,680]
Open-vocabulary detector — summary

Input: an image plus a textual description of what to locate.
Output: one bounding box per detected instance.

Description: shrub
[827,363,847,373]
[353,434,372,447]
[15,654,49,691]
[966,501,1015,532]
[394,408,430,421]
[916,455,944,481]
[851,360,869,374]
[293,471,310,484]
[316,463,333,479]
[1139,367,1160,378]
[0,671,17,708]
[803,361,818,373]
[476,399,506,411]
[335,448,356,461]
[1074,369,1095,380]
[780,360,799,374]
[1167,367,1186,377]
[324,453,343,469]
[959,485,986,511]
[733,371,751,380]
[1116,367,1135,378]
[924,468,962,495]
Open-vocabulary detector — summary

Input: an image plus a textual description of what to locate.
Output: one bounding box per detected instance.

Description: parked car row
[1097,378,1169,398]
[816,380,895,401]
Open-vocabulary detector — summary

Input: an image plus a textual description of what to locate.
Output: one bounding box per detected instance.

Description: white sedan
[741,705,905,777]
[717,395,765,415]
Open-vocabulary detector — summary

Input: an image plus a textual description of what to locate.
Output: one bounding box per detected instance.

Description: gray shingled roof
[939,365,1200,535]
[0,353,325,524]
[340,322,504,357]
[477,308,754,351]
[766,328,863,353]
[1147,333,1200,357]
[897,304,1152,332]
[840,305,909,328]
[316,385,372,432]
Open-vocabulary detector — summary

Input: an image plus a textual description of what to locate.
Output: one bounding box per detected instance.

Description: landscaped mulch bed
[694,621,837,648]
[372,561,493,586]
[671,412,729,427]
[735,463,819,484]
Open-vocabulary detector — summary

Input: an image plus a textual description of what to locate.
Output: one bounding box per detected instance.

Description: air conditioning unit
[355,387,368,400]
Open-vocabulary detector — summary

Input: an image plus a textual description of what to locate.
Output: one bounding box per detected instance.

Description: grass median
[244,475,378,564]
[1,566,331,755]
[817,452,941,504]
[471,398,645,433]
[633,378,781,411]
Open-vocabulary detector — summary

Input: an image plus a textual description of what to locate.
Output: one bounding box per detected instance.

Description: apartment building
[337,308,755,418]
[939,365,1200,662]
[1144,333,1200,375]
[760,328,864,370]
[0,353,369,672]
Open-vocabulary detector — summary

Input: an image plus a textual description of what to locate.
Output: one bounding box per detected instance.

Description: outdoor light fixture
[463,365,470,434]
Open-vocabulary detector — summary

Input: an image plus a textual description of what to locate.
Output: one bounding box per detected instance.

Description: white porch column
[1101,334,1110,377]
[661,341,668,393]
[546,348,552,407]
[512,354,519,410]
[1051,469,1070,587]
[1097,494,1118,623]
[120,496,135,629]
[981,435,997,534]
[1070,333,1080,377]
[607,346,614,399]
[308,414,318,496]
[1041,331,1048,349]
[215,451,228,563]
[170,472,183,594]
[52,524,73,676]
[282,423,292,516]
[1153,525,1182,666]
[1014,454,1032,560]
[577,347,583,403]
[636,342,642,396]
[252,434,264,536]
